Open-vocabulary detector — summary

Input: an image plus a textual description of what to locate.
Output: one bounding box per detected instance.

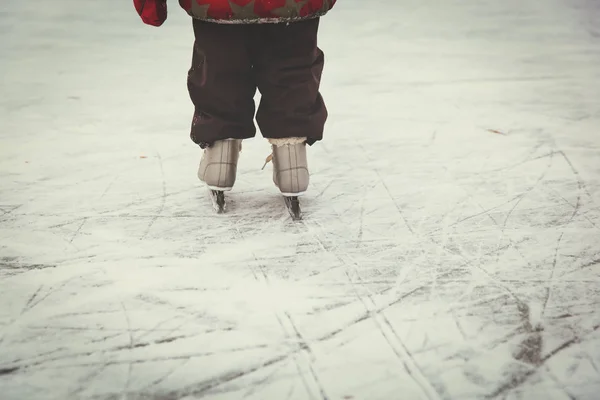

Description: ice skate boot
[268,138,309,220]
[198,139,242,213]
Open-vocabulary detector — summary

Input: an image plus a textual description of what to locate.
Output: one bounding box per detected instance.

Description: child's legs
[251,19,328,146]
[188,20,257,148]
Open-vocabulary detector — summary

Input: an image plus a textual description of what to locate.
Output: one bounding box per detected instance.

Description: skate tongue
[261,153,273,170]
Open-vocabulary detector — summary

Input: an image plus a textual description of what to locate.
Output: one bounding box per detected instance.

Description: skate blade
[210,190,226,214]
[284,196,302,221]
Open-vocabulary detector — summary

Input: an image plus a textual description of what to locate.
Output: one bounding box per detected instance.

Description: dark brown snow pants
[188,18,327,148]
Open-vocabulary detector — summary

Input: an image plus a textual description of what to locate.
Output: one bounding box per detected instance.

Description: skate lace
[261,153,273,170]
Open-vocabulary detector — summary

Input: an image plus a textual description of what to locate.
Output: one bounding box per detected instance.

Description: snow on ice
[1,0,599,399]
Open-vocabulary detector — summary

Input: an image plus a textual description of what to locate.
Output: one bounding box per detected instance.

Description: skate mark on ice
[69,216,89,243]
[140,152,167,239]
[559,150,596,206]
[354,143,416,233]
[314,179,334,199]
[294,222,390,283]
[459,192,540,298]
[315,275,500,349]
[449,306,469,343]
[472,140,548,176]
[544,366,577,400]
[549,187,599,230]
[118,300,134,394]
[3,345,71,366]
[377,171,415,235]
[285,311,329,400]
[133,314,182,343]
[47,216,88,229]
[292,356,321,400]
[2,342,276,373]
[314,285,421,338]
[543,150,586,227]
[356,193,366,247]
[143,358,191,391]
[469,251,531,317]
[352,180,379,247]
[141,317,202,345]
[437,145,555,241]
[284,381,297,400]
[21,284,45,314]
[427,194,526,236]
[234,221,329,399]
[513,302,543,366]
[471,199,536,274]
[165,352,295,399]
[0,366,19,376]
[0,258,56,277]
[66,362,113,398]
[570,257,600,275]
[0,205,23,223]
[541,233,563,320]
[586,353,600,376]
[473,194,594,392]
[20,274,83,314]
[542,324,600,363]
[308,236,529,350]
[500,148,554,230]
[308,362,330,400]
[269,308,317,400]
[344,268,442,400]
[240,358,292,399]
[426,130,437,147]
[93,186,198,217]
[487,324,600,398]
[258,258,328,400]
[99,174,120,200]
[430,231,551,374]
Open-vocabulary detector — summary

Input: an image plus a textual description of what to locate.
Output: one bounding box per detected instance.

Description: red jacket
[134,0,336,26]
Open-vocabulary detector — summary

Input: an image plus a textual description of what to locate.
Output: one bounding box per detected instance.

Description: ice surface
[1,0,599,399]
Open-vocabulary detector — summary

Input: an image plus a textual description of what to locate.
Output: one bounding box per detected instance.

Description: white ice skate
[198,139,242,213]
[264,137,309,220]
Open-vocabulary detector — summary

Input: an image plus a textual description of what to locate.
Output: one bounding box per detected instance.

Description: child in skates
[134,0,336,218]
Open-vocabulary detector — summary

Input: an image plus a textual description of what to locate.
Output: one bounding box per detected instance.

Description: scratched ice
[1,0,599,399]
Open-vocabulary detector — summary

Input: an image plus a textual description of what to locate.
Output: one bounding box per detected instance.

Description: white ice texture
[1,0,599,399]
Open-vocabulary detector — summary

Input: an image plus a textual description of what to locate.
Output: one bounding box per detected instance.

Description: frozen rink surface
[1,0,599,399]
